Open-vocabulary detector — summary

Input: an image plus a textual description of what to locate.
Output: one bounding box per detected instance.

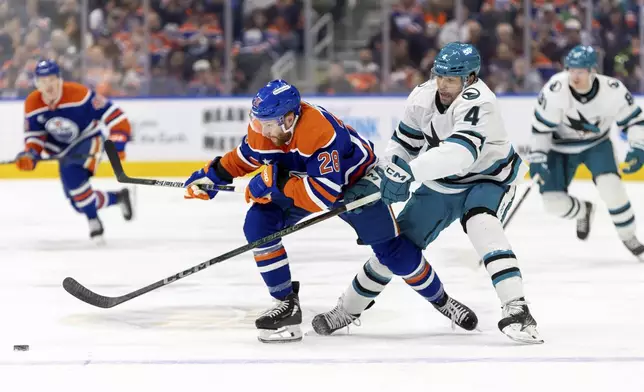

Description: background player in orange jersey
[184,80,479,343]
[16,60,134,242]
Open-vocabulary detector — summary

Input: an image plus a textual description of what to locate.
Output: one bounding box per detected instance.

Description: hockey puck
[13,345,29,352]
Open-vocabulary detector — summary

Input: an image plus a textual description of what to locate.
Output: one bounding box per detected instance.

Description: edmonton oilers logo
[45,117,79,143]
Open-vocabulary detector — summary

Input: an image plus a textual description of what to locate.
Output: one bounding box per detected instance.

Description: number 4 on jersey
[464,106,480,126]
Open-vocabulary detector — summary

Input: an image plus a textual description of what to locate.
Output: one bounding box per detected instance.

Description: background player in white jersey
[529,45,644,261]
[14,60,133,242]
[313,43,542,344]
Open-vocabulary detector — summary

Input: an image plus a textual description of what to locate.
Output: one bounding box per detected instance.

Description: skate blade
[257,325,302,343]
[577,205,595,241]
[501,324,544,345]
[634,251,644,262]
[120,202,133,221]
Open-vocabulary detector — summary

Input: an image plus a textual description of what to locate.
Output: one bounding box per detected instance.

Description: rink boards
[0,95,641,180]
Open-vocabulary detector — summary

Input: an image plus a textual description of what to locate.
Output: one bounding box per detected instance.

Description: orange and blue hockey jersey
[23,82,131,158]
[220,102,377,213]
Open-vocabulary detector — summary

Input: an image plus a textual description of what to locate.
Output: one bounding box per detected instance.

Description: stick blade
[62,277,119,309]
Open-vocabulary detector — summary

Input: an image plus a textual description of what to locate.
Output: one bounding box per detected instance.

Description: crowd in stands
[0,0,304,97]
[0,0,642,98]
[320,0,643,95]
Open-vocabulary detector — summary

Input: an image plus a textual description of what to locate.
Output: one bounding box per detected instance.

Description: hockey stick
[104,140,242,193]
[502,180,536,229]
[478,178,537,267]
[0,153,96,165]
[62,192,381,308]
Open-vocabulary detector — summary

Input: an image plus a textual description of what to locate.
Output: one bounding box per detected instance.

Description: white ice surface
[0,179,643,391]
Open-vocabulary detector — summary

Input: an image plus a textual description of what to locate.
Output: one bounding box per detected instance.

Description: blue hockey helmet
[249,80,301,135]
[34,59,61,78]
[564,45,597,70]
[250,80,301,117]
[432,42,481,80]
[33,59,63,103]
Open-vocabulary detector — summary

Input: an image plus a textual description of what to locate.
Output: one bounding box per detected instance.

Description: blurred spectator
[148,62,185,96]
[438,6,469,48]
[600,8,631,76]
[487,43,513,92]
[391,0,425,39]
[507,57,544,93]
[84,45,115,95]
[422,1,448,28]
[345,49,380,93]
[120,49,143,95]
[239,10,279,55]
[389,65,422,93]
[44,29,79,80]
[167,49,188,81]
[186,59,222,96]
[419,48,437,78]
[356,48,379,75]
[534,15,560,64]
[495,23,518,55]
[264,0,301,53]
[155,0,190,26]
[613,36,642,93]
[390,0,428,65]
[318,62,355,95]
[56,0,81,49]
[556,18,584,64]
[94,29,122,64]
[265,0,303,42]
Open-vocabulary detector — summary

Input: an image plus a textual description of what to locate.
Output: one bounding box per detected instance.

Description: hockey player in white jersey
[313,43,543,344]
[529,45,644,261]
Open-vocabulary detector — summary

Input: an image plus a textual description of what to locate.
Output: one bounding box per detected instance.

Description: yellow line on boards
[0,161,264,179]
[0,161,642,180]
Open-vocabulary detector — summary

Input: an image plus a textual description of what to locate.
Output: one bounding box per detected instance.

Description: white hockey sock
[342,254,392,315]
[542,191,587,220]
[466,213,525,304]
[595,174,637,240]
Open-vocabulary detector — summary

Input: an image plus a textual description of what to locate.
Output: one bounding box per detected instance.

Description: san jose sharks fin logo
[424,122,441,148]
[566,111,600,134]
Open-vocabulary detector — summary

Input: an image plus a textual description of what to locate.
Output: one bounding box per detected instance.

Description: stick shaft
[0,153,95,165]
[104,140,240,192]
[63,192,381,308]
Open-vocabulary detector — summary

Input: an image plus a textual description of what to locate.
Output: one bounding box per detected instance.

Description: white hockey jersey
[531,72,644,155]
[387,78,523,194]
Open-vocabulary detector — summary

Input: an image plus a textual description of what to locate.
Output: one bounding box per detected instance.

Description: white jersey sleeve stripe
[455,130,486,147]
[533,110,559,129]
[391,132,423,155]
[391,121,426,156]
[445,132,482,160]
[617,107,642,127]
[398,121,425,138]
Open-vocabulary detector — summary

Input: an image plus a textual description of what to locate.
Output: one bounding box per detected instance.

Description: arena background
[0,0,642,180]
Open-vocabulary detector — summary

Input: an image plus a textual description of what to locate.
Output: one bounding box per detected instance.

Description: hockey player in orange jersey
[184,80,478,343]
[16,60,134,242]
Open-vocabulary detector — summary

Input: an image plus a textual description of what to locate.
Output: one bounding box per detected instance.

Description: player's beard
[270,131,292,146]
[438,91,457,106]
